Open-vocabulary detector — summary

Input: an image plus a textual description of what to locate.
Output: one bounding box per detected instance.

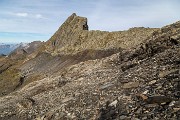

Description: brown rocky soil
[0,14,179,120]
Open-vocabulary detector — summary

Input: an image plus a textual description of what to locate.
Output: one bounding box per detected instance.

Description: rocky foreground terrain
[0,13,179,120]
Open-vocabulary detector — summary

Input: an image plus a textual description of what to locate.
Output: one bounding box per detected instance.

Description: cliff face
[0,14,179,120]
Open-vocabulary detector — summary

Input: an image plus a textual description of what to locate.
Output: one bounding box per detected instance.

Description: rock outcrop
[0,14,179,120]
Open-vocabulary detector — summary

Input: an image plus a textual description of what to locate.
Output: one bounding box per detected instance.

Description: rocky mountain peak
[60,13,88,31]
[46,13,88,51]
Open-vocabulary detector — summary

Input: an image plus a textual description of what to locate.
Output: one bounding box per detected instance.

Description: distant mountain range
[0,43,27,55]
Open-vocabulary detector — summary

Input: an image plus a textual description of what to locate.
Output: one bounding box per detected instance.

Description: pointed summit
[68,13,77,20]
[71,13,77,17]
[46,13,88,51]
[63,13,88,31]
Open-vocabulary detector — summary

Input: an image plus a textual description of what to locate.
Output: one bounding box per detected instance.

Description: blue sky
[0,0,180,43]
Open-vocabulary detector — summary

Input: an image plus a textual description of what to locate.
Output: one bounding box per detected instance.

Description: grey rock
[100,83,114,90]
[109,100,118,107]
[122,81,140,89]
[119,115,127,119]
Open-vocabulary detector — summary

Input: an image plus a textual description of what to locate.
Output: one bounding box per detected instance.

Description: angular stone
[61,97,74,103]
[149,80,156,85]
[169,101,176,107]
[145,96,175,104]
[122,81,140,89]
[100,83,114,90]
[109,100,118,107]
[119,115,127,119]
[158,69,178,78]
[142,90,149,94]
[173,108,180,112]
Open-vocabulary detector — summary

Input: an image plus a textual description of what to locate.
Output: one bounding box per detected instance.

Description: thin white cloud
[15,12,28,17]
[11,12,47,19]
[35,14,46,19]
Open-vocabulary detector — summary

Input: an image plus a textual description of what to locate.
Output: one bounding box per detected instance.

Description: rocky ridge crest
[45,13,157,55]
